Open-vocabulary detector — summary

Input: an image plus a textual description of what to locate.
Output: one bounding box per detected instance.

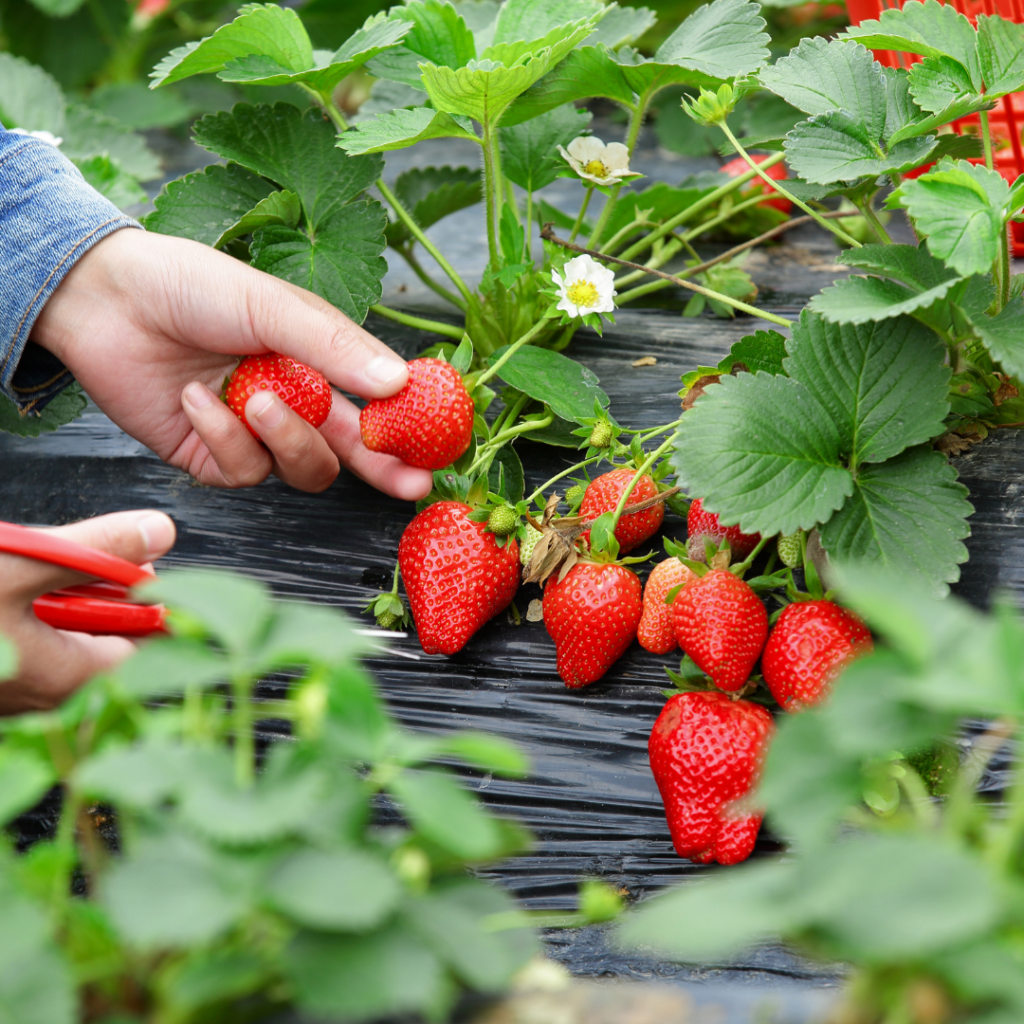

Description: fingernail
[365,355,406,388]
[138,512,175,560]
[184,382,213,409]
[249,391,284,428]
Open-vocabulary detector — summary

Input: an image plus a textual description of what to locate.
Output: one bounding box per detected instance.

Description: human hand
[30,229,433,499]
[0,510,176,714]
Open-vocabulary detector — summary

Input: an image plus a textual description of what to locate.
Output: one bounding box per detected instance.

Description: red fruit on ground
[637,558,698,655]
[579,468,664,554]
[761,599,873,711]
[398,501,520,656]
[649,691,774,865]
[686,497,761,562]
[359,358,474,471]
[672,569,768,692]
[721,155,791,214]
[223,354,333,438]
[543,562,643,688]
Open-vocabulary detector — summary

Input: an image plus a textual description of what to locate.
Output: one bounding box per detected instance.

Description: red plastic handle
[32,595,168,638]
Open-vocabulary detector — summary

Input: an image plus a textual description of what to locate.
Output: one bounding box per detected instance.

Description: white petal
[551,269,564,287]
[603,142,631,172]
[567,136,604,163]
[556,295,580,317]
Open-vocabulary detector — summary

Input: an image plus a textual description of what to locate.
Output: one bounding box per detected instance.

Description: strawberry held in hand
[544,562,642,687]
[398,501,520,656]
[637,557,697,655]
[762,599,873,711]
[224,354,332,437]
[687,498,760,562]
[579,468,664,554]
[649,691,774,865]
[672,569,767,692]
[360,358,474,471]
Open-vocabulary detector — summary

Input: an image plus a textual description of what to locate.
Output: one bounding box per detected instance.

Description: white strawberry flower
[552,254,617,318]
[557,136,640,187]
[8,128,63,147]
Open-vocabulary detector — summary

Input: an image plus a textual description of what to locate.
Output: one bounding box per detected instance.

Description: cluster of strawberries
[223,353,874,868]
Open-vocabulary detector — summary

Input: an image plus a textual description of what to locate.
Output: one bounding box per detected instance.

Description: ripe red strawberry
[672,569,767,692]
[398,501,520,655]
[359,358,474,470]
[579,469,664,555]
[687,498,761,562]
[543,562,643,688]
[224,354,332,437]
[649,691,774,865]
[721,155,791,214]
[637,558,698,655]
[761,599,873,711]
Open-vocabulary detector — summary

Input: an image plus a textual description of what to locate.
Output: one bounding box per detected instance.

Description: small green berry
[776,532,803,568]
[588,421,613,448]
[487,504,518,536]
[565,484,585,506]
[377,608,400,630]
[520,524,542,566]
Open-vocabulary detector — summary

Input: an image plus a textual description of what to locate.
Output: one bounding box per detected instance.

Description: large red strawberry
[543,562,643,688]
[761,599,873,711]
[721,155,791,214]
[224,354,332,437]
[687,498,761,562]
[649,691,774,865]
[637,558,697,655]
[579,469,664,555]
[399,502,520,655]
[672,569,767,692]
[359,358,474,471]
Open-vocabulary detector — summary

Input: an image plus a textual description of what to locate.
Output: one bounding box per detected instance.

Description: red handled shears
[0,521,167,637]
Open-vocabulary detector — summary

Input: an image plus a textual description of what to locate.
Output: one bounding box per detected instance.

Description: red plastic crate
[846,0,1024,252]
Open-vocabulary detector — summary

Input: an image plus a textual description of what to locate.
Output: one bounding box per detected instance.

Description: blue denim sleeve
[0,127,142,413]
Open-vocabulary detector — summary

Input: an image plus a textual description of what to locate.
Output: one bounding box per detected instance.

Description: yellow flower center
[566,280,599,308]
[584,159,609,177]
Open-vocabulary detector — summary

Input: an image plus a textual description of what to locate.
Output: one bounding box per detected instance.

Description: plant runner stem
[857,198,893,245]
[981,109,995,171]
[570,187,595,243]
[370,305,465,340]
[232,672,255,788]
[541,226,795,328]
[609,435,676,533]
[474,316,552,388]
[400,247,467,311]
[467,413,554,477]
[525,454,608,505]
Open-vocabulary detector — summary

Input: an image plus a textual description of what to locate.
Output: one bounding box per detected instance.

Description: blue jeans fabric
[0,127,140,413]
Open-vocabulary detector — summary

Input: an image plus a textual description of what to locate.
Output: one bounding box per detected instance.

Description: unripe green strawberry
[565,484,585,506]
[777,532,803,568]
[520,523,542,566]
[377,608,400,630]
[487,505,518,536]
[589,421,613,448]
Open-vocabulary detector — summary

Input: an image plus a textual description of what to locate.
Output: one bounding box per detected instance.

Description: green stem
[618,151,786,264]
[475,317,552,388]
[1000,222,1011,310]
[467,414,554,477]
[729,534,771,576]
[718,123,863,248]
[636,417,683,443]
[370,305,465,340]
[570,187,595,243]
[608,435,675,532]
[505,178,521,225]
[602,215,654,255]
[981,109,995,171]
[525,190,534,261]
[482,124,501,267]
[232,672,255,789]
[525,454,608,505]
[490,392,530,438]
[588,97,649,253]
[858,199,893,245]
[399,247,467,311]
[377,178,475,305]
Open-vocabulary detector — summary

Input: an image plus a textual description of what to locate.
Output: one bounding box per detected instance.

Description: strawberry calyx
[662,655,776,705]
[363,562,411,632]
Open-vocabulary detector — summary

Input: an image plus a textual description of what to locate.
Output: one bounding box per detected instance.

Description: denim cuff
[0,129,142,413]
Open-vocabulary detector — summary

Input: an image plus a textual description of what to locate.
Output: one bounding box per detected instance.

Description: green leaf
[250,200,387,323]
[525,412,582,447]
[60,104,161,181]
[971,296,1024,376]
[76,739,198,807]
[385,165,482,247]
[216,189,301,248]
[137,569,272,655]
[267,848,400,930]
[601,183,714,245]
[844,0,981,90]
[73,154,147,210]
[150,3,314,88]
[0,384,87,438]
[489,346,608,423]
[254,600,370,669]
[286,924,445,1022]
[786,312,949,464]
[436,732,529,777]
[25,0,85,13]
[907,54,984,115]
[193,103,383,228]
[0,748,54,826]
[89,81,193,130]
[0,637,15,682]
[337,106,479,155]
[491,0,603,46]
[889,159,1010,276]
[487,446,525,504]
[671,372,852,536]
[0,52,65,133]
[144,163,275,248]
[325,664,393,763]
[587,5,657,48]
[978,13,1024,97]
[390,768,504,860]
[111,638,228,697]
[819,445,971,595]
[367,0,478,89]
[722,329,788,375]
[162,949,268,1013]
[500,103,592,192]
